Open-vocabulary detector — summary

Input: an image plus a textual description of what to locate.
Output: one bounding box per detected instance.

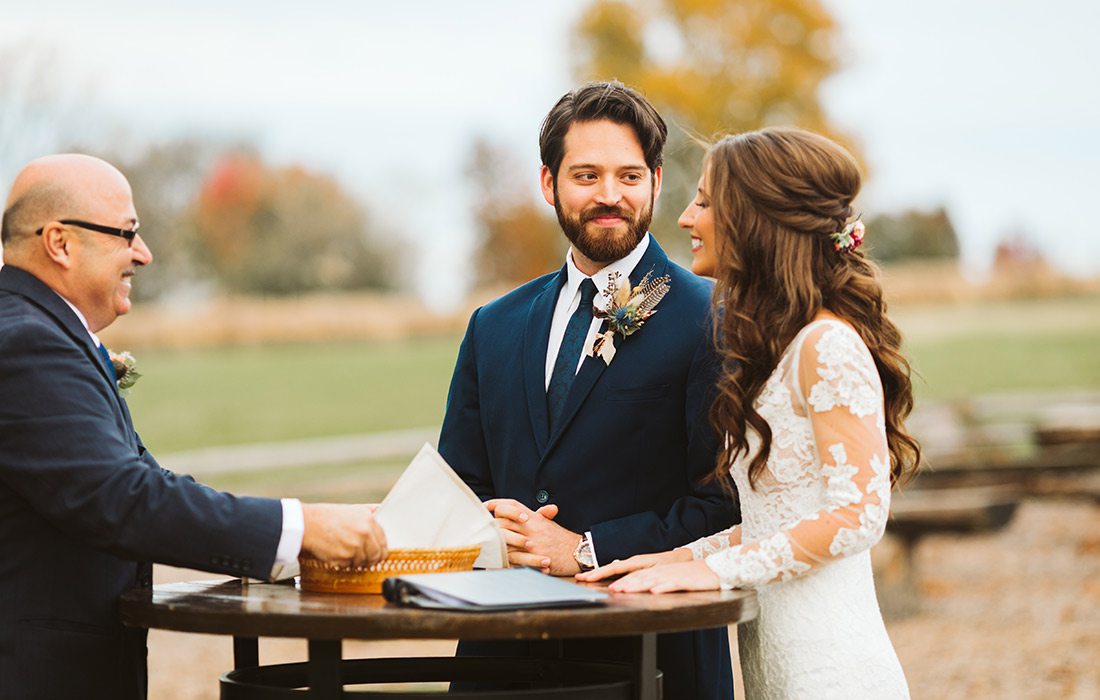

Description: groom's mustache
[581,205,632,223]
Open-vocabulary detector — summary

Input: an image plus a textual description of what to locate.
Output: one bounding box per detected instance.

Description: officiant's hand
[486,499,580,575]
[300,503,388,567]
[575,547,692,582]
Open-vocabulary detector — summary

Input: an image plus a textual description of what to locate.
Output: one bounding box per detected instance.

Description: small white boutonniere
[108,350,142,392]
[587,269,671,365]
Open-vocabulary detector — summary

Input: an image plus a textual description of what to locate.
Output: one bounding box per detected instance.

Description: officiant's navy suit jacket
[439,236,738,699]
[0,265,282,700]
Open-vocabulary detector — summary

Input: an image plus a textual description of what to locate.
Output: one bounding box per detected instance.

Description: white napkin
[374,443,507,569]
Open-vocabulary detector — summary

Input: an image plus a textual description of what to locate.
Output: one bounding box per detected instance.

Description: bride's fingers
[607,572,655,593]
[648,581,685,595]
[576,558,634,581]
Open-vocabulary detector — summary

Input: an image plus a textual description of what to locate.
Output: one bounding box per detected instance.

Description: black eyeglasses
[36,219,140,244]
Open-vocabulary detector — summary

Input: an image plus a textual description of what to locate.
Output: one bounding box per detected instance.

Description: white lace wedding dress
[687,318,910,699]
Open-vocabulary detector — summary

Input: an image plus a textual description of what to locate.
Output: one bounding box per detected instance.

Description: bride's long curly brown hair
[706,127,920,490]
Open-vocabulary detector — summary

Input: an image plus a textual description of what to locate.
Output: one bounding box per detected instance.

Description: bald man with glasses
[0,154,388,699]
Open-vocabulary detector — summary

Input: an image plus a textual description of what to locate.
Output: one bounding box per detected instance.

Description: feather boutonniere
[108,350,142,392]
[587,269,670,365]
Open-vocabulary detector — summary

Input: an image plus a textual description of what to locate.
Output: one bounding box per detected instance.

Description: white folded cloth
[375,443,507,569]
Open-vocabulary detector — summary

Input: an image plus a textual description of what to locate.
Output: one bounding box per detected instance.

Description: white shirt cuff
[269,498,304,580]
[585,531,600,568]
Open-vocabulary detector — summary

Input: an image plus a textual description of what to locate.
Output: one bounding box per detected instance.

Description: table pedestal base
[221,654,661,699]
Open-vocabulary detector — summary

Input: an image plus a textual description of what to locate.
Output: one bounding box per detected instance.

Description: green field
[118,296,1098,501]
[125,296,1100,455]
[126,335,460,453]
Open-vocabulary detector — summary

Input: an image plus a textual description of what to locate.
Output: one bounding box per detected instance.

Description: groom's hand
[486,499,581,575]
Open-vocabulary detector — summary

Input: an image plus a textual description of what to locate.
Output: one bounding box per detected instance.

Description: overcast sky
[2,0,1097,306]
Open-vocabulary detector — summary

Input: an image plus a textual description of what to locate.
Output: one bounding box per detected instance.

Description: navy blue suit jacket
[439,237,738,698]
[0,265,283,700]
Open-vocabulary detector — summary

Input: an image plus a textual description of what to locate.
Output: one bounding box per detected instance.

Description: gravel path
[146,498,1100,699]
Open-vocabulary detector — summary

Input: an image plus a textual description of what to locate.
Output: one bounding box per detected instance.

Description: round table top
[119,578,757,641]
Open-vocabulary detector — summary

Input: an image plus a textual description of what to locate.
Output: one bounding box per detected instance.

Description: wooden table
[119,578,757,699]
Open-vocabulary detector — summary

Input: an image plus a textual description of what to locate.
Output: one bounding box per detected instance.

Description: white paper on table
[374,443,507,569]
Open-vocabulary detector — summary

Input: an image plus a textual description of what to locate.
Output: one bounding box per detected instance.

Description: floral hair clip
[830,217,865,253]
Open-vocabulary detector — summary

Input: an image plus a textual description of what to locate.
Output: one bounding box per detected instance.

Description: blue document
[382,568,609,611]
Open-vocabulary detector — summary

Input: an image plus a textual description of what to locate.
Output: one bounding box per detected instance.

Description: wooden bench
[877,487,1019,617]
[888,490,1019,542]
[909,395,1100,493]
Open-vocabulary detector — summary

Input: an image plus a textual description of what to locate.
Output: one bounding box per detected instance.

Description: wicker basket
[298,546,482,594]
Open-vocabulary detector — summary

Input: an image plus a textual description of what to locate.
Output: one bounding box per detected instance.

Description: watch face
[574,539,595,568]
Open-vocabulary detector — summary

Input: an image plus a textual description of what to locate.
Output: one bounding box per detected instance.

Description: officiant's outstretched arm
[437,81,737,700]
[0,154,388,700]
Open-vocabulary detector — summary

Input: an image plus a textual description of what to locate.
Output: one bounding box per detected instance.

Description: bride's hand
[575,547,692,582]
[608,560,720,594]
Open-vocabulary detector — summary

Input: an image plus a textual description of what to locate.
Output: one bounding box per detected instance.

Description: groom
[439,81,737,698]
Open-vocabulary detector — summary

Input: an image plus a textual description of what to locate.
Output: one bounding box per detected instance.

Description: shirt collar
[54,293,102,347]
[563,234,651,310]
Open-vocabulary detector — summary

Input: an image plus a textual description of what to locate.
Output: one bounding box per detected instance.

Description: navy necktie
[96,343,118,383]
[547,279,598,433]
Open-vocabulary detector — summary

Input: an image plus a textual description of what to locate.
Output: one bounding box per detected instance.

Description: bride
[578,127,919,698]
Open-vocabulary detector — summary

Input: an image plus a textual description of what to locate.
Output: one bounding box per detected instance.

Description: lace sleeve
[685,524,742,559]
[703,322,891,590]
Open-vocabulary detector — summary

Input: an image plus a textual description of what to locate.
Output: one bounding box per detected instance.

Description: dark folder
[382,568,609,611]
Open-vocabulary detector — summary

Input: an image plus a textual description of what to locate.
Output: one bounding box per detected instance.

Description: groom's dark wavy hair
[539,81,667,180]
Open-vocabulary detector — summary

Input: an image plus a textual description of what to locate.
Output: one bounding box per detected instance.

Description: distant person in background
[580,127,921,698]
[0,154,388,700]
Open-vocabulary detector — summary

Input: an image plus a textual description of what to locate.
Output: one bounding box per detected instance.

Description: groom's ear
[652,165,663,202]
[540,165,556,207]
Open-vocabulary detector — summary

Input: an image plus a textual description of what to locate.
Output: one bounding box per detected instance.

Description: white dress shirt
[542,234,650,567]
[55,293,304,579]
[544,235,650,388]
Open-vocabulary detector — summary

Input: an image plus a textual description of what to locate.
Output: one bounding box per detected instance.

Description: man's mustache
[582,205,632,223]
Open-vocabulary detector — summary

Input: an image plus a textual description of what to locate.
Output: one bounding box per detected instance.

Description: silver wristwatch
[573,533,595,571]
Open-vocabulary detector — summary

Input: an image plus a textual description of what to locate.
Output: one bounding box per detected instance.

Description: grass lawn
[126,335,460,453]
[125,296,1100,457]
[198,457,407,503]
[895,296,1100,400]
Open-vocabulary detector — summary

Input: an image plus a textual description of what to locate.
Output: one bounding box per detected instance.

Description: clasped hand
[486,498,580,575]
[575,548,721,594]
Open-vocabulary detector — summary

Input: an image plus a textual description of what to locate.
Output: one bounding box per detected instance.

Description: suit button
[535,489,549,504]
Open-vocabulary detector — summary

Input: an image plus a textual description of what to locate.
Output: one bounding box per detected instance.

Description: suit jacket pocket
[605,384,670,402]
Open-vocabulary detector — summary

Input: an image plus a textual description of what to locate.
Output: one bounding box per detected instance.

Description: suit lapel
[0,265,124,404]
[540,236,673,460]
[522,269,567,456]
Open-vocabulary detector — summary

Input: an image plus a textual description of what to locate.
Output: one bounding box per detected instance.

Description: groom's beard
[554,184,654,264]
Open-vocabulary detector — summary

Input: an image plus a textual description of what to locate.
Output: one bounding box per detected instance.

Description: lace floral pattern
[689,321,893,586]
[686,524,738,559]
[683,319,909,697]
[705,531,811,589]
[808,327,881,417]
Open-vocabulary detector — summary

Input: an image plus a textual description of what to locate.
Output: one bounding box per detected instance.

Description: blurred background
[3,1,1098,698]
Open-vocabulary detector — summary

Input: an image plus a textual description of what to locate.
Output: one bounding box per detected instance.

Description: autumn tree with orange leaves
[194,154,395,295]
[467,137,565,288]
[573,0,857,257]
